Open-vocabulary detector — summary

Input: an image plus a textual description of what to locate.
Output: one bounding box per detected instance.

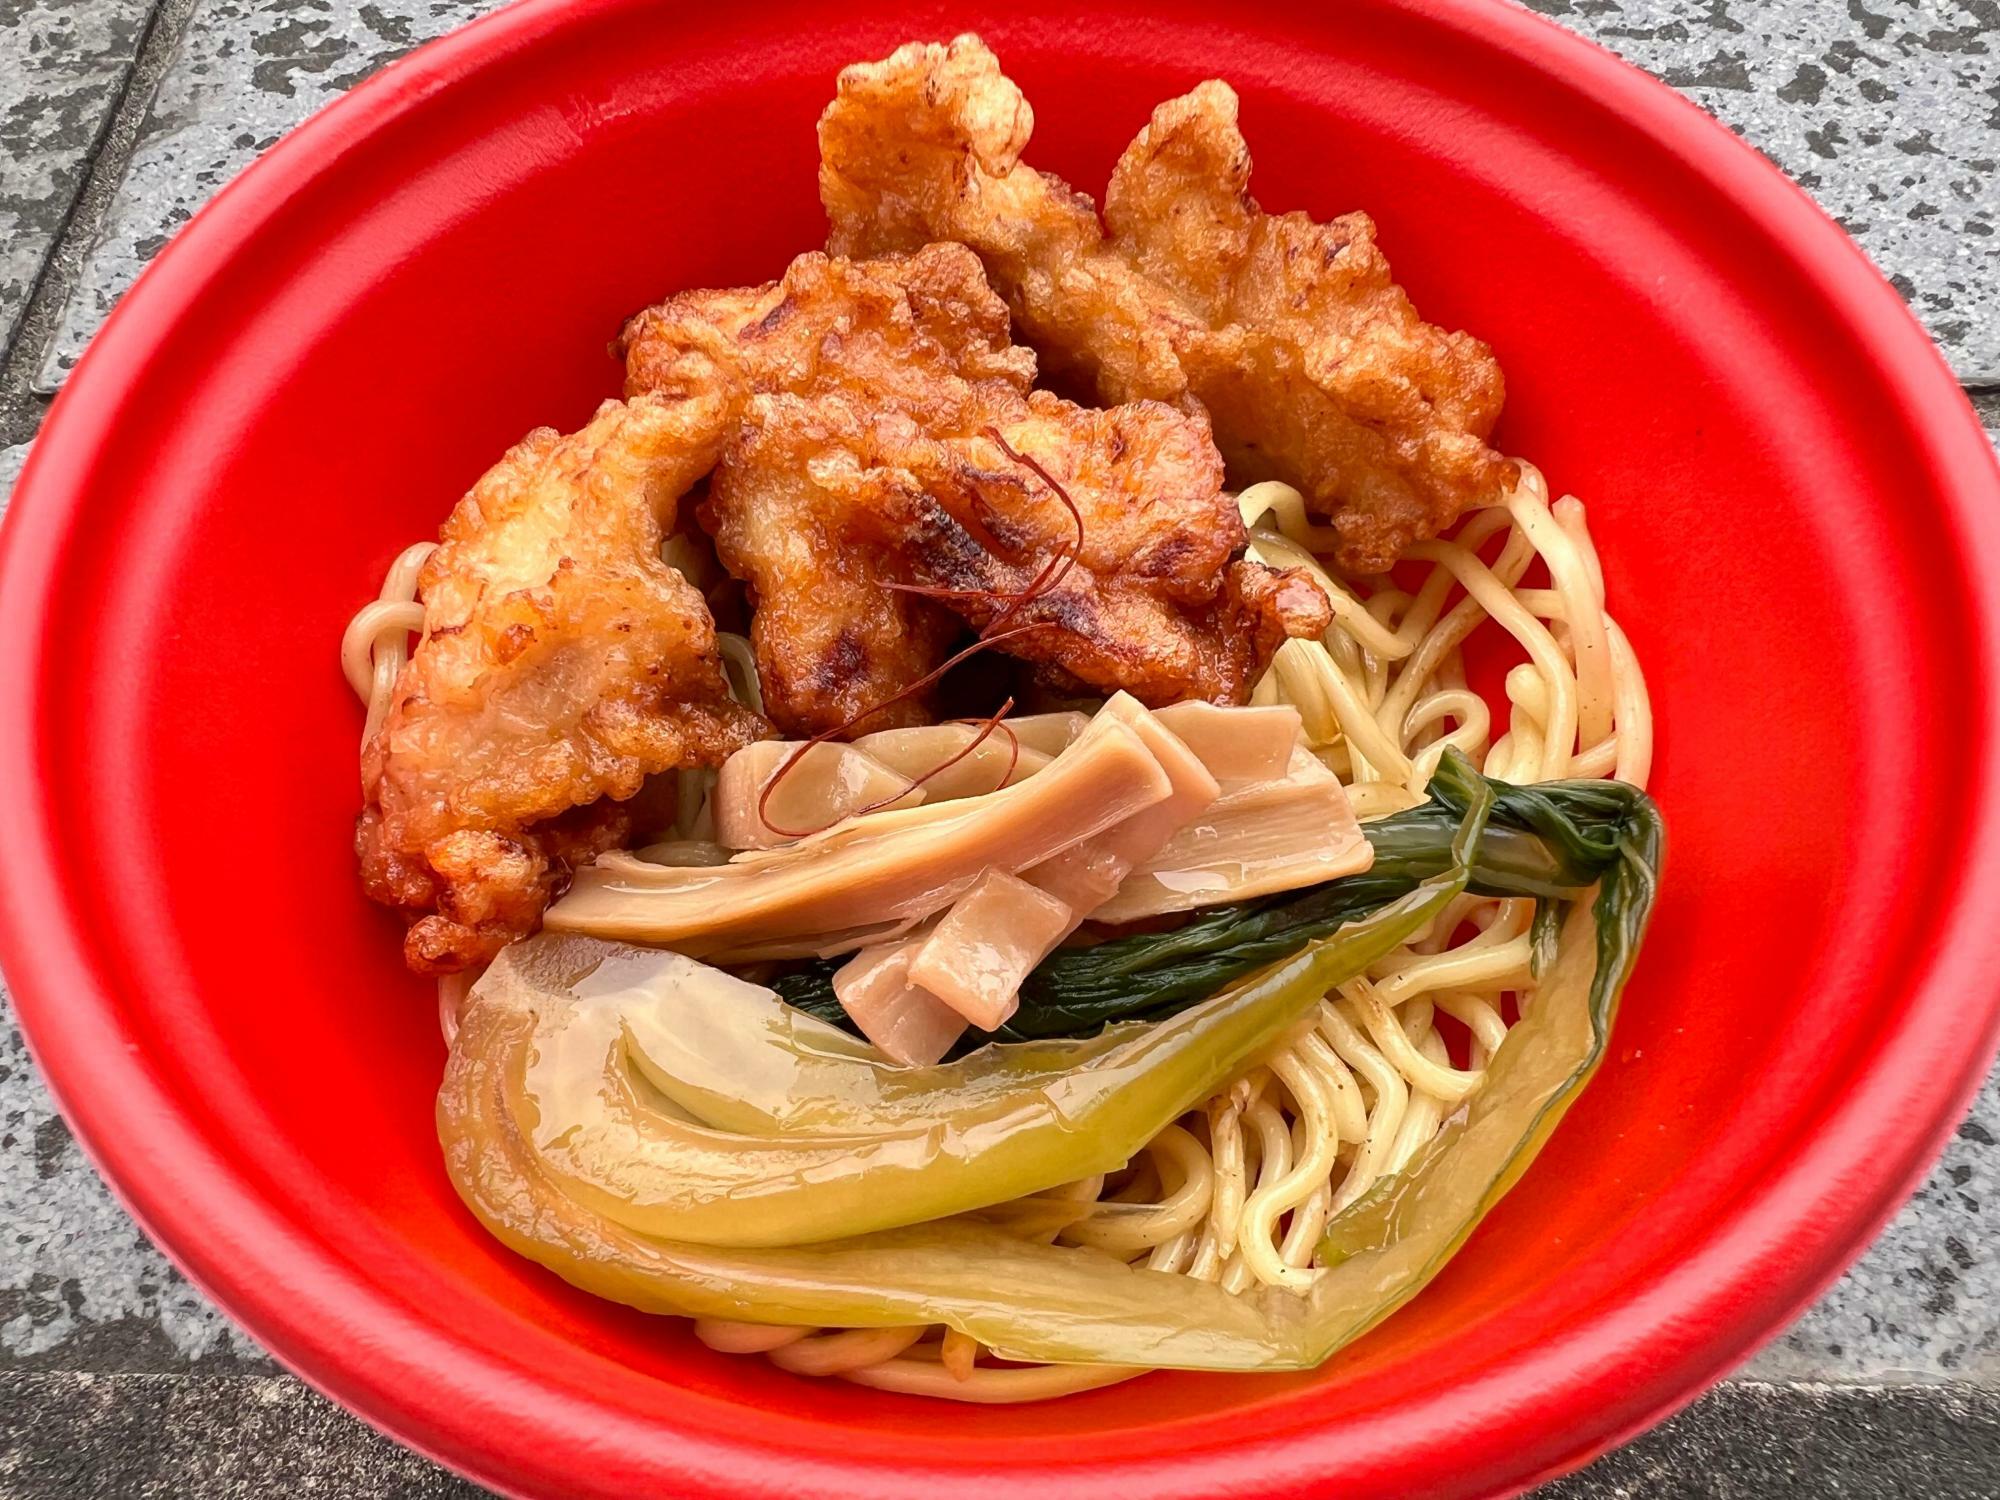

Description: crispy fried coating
[820,37,1188,408]
[711,389,1331,721]
[701,406,963,736]
[620,243,1035,421]
[623,244,1036,733]
[819,37,1510,572]
[1104,83,1508,570]
[360,395,765,971]
[624,241,1323,729]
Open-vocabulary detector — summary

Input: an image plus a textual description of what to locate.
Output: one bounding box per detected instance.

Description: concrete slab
[1523,0,1999,380]
[35,0,498,390]
[2,1371,1996,1498]
[0,0,151,352]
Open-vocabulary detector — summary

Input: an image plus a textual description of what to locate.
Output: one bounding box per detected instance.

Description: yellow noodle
[694,1319,810,1355]
[342,542,436,763]
[941,1328,981,1381]
[767,1326,926,1377]
[1436,992,1509,1066]
[1316,1002,1408,1212]
[1061,1125,1212,1253]
[360,464,1655,1400]
[1238,1049,1341,1288]
[840,1357,1142,1402]
[1341,981,1484,1103]
[1372,934,1533,1005]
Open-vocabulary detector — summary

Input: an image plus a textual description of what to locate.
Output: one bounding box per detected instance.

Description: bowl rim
[4,0,1999,1496]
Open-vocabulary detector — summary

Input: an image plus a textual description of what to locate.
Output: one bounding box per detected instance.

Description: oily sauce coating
[819,37,1511,573]
[360,395,764,971]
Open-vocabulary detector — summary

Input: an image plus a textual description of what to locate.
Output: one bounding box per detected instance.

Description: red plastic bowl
[3,1,1997,1495]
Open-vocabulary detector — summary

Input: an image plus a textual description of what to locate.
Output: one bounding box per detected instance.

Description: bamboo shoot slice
[833,936,967,1066]
[1093,748,1371,921]
[1152,702,1304,786]
[713,741,922,850]
[546,705,1174,955]
[906,872,1075,1031]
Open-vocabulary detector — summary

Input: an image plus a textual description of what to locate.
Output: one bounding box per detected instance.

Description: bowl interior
[9,1,1996,1496]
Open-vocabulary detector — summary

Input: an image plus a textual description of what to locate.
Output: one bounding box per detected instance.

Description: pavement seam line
[0,0,202,448]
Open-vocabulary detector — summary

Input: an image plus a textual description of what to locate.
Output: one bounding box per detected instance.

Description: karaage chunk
[620,243,1035,419]
[819,36,1511,572]
[623,244,1035,733]
[360,395,764,971]
[710,389,1332,719]
[702,405,963,736]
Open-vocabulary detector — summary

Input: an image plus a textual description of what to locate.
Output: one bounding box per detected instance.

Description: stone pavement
[1,1,1996,1494]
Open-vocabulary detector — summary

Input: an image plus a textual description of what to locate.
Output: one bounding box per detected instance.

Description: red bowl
[3,1,1997,1495]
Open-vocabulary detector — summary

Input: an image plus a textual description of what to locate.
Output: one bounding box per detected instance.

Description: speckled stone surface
[0,440,25,503]
[1522,0,2000,380]
[0,0,150,354]
[34,0,499,390]
[2,1374,1997,1498]
[1747,1072,2000,1383]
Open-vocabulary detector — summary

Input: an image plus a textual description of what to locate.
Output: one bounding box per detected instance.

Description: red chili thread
[954,714,1023,793]
[879,428,1086,630]
[751,428,1084,840]
[752,643,1035,839]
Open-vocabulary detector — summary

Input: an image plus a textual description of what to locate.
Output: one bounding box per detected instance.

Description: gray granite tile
[1538,1381,2000,1498]
[0,1371,1994,1498]
[1746,1074,2000,1383]
[34,0,500,390]
[0,974,269,1370]
[1525,0,1999,380]
[32,0,2000,387]
[0,1371,486,1496]
[0,0,152,355]
[0,438,27,511]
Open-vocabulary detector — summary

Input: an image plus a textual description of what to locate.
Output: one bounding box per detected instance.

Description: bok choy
[434,757,1662,1370]
[449,843,1469,1248]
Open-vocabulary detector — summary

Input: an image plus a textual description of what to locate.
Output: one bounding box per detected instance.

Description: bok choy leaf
[434,755,1664,1371]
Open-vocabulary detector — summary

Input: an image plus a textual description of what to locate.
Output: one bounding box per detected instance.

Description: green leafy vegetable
[1313,772,1661,1279]
[437,754,1666,1372]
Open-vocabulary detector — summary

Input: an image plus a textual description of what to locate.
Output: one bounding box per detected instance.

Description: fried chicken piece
[1104,83,1509,570]
[618,239,1323,734]
[820,38,1187,409]
[700,411,962,736]
[819,36,1510,572]
[711,389,1331,722]
[622,244,1036,732]
[625,241,1322,729]
[621,241,1034,414]
[361,394,765,971]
